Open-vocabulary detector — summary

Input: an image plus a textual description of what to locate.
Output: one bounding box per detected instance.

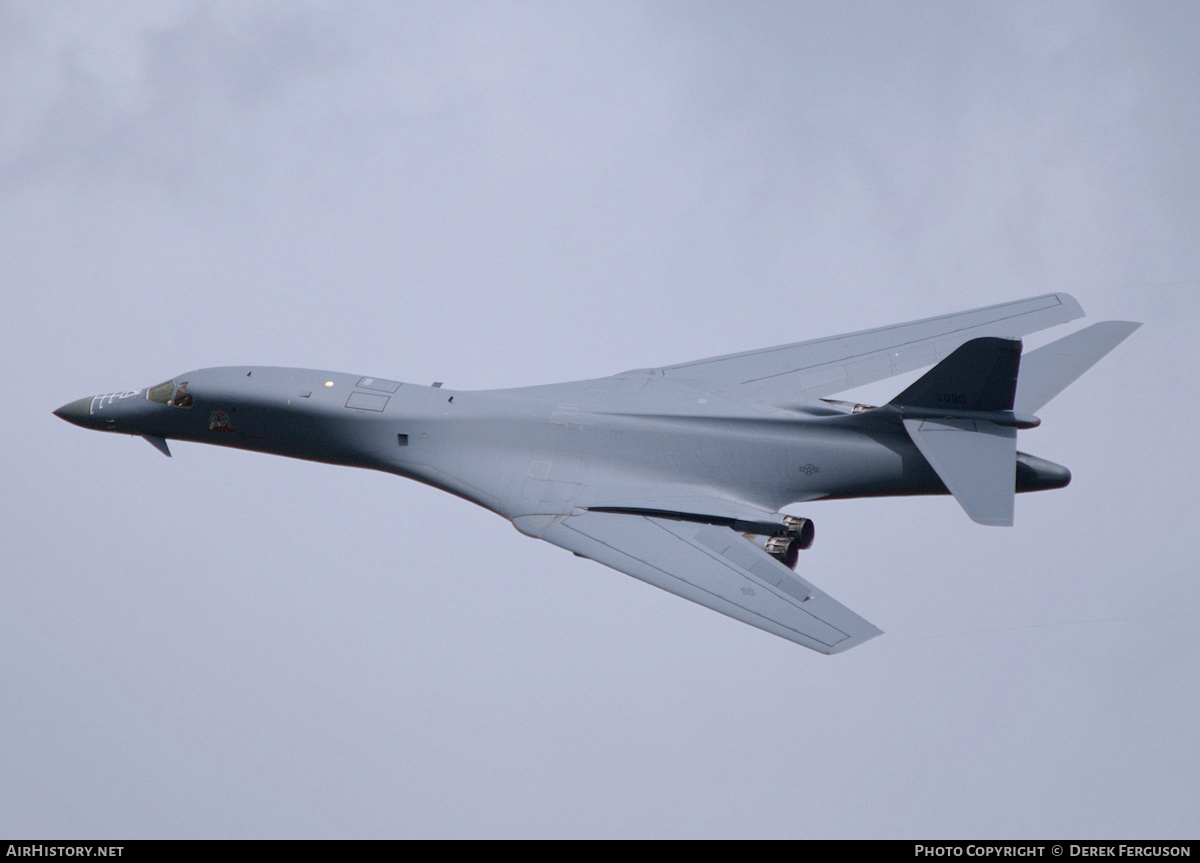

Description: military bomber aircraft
[55,294,1138,653]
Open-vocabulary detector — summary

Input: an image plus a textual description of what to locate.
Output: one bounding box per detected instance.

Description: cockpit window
[148,381,174,405]
[147,379,193,408]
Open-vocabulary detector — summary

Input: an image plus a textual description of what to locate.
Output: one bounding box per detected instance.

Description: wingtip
[825,627,884,655]
[1053,292,1086,321]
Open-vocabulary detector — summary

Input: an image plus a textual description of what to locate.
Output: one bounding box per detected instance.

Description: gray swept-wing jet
[54,294,1139,654]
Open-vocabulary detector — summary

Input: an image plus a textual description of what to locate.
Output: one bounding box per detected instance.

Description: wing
[514,511,881,654]
[652,293,1084,403]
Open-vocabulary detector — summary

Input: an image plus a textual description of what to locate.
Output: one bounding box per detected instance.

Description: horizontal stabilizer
[891,338,1023,525]
[1015,321,1141,413]
[903,418,1016,526]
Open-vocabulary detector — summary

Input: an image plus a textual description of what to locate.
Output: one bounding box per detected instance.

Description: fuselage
[54,366,1070,526]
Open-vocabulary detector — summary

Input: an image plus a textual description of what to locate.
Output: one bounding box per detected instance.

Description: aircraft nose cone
[54,397,93,428]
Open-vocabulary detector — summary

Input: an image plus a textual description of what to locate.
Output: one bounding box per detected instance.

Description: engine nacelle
[744,517,814,569]
[781,515,815,550]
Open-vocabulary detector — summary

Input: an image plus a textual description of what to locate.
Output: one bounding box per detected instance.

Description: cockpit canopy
[148,379,193,408]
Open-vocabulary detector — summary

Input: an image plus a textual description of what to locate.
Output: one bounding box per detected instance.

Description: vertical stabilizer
[890,336,1021,413]
[890,337,1022,526]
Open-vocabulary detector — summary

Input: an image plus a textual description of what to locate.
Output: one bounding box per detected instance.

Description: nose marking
[90,390,143,414]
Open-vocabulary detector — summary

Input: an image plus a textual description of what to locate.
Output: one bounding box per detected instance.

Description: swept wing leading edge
[516,511,882,653]
[651,292,1083,402]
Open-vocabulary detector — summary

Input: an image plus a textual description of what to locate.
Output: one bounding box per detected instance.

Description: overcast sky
[3,1,1198,838]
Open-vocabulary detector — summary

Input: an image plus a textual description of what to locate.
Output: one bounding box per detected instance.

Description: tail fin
[888,323,1139,526]
[890,337,1022,526]
[890,336,1021,413]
